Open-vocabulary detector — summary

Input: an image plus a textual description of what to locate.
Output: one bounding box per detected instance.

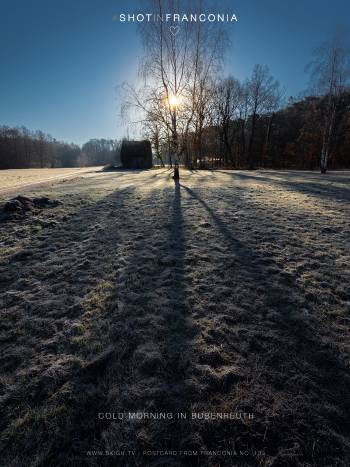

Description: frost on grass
[0,167,100,191]
[0,169,349,466]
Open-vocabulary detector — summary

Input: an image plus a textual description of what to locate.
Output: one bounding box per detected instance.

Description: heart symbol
[170,26,179,36]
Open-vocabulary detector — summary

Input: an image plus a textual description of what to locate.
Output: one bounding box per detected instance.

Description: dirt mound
[1,195,61,220]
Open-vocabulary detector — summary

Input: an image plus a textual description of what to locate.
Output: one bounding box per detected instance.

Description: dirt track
[0,167,102,196]
[0,169,350,466]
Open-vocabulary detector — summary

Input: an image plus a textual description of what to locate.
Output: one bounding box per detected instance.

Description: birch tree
[307,34,350,173]
[121,0,228,167]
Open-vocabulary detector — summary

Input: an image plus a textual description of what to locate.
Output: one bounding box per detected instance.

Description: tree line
[0,126,120,170]
[122,0,350,173]
[178,68,350,171]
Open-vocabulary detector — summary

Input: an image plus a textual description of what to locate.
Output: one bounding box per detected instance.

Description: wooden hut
[120,140,153,169]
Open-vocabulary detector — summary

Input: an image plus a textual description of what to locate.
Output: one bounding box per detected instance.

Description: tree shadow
[64,179,197,465]
[222,170,350,203]
[2,175,350,466]
[180,182,350,463]
[85,183,183,460]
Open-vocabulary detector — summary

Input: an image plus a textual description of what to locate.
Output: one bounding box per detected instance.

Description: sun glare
[168,94,179,109]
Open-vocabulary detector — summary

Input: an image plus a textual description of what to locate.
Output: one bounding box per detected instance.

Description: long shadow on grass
[101,179,200,465]
[0,186,140,465]
[2,177,350,466]
[180,183,350,465]
[2,181,192,466]
[224,170,350,203]
[63,180,197,466]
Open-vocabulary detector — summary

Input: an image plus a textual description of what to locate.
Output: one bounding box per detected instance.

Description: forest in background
[121,1,350,173]
[1,0,350,172]
[148,84,350,171]
[1,85,350,171]
[0,129,120,169]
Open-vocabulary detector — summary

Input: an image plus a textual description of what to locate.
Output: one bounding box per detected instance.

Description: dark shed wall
[120,140,153,169]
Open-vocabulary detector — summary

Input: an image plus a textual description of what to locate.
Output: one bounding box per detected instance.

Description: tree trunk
[320,144,328,174]
[240,121,246,167]
[247,112,257,169]
[320,107,335,174]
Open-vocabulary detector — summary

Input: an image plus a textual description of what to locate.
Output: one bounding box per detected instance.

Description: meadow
[0,169,349,466]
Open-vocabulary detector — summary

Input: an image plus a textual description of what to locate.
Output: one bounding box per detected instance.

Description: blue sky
[0,0,349,145]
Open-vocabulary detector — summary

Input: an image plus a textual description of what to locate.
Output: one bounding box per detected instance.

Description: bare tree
[0,126,84,169]
[306,33,350,173]
[34,130,47,168]
[213,77,242,166]
[246,65,281,169]
[121,0,228,168]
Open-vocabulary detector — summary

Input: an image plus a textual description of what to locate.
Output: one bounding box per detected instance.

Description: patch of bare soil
[1,195,61,219]
[0,169,349,466]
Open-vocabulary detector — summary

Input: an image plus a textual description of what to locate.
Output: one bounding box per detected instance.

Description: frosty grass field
[0,168,349,466]
[0,167,101,192]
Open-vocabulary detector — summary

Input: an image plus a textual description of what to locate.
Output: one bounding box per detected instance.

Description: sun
[168,94,180,109]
